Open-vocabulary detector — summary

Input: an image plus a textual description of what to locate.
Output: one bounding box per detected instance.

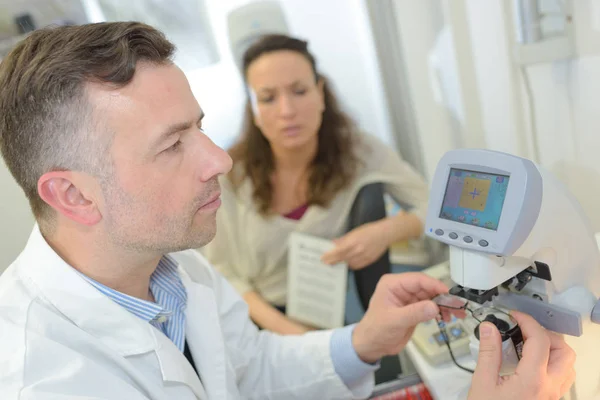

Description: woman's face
[245,50,325,152]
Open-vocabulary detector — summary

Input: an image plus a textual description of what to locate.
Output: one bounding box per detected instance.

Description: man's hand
[468,311,576,400]
[351,273,449,363]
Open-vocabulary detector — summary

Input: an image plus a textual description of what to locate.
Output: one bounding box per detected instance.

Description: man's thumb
[472,322,502,387]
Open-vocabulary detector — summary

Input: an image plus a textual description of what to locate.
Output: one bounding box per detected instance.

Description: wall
[385,0,491,181]
[0,0,85,272]
[388,0,462,180]
[189,0,394,150]
[0,0,393,272]
[0,160,34,270]
[464,0,600,232]
[0,0,88,38]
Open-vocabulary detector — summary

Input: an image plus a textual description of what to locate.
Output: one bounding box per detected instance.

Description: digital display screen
[439,168,509,231]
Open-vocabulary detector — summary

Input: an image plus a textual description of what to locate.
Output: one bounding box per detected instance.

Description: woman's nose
[278,94,297,118]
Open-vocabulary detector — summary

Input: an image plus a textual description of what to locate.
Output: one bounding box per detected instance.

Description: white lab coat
[0,226,374,399]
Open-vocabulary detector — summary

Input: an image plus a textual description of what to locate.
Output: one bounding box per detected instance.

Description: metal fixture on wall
[364,0,427,177]
[226,1,289,72]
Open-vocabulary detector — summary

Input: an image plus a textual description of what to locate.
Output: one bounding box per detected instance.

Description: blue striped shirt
[79,255,187,352]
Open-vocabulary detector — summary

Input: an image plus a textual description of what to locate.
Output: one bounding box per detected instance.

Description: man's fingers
[546,331,576,378]
[390,300,439,327]
[559,368,576,398]
[511,311,550,380]
[471,322,503,389]
[382,272,449,301]
[511,311,576,391]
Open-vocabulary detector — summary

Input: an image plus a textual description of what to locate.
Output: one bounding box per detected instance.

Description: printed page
[286,232,347,329]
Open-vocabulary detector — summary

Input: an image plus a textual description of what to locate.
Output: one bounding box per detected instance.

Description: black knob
[474,314,510,340]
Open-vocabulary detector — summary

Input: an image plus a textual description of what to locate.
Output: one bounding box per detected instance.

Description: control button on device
[451,327,463,337]
[463,236,473,243]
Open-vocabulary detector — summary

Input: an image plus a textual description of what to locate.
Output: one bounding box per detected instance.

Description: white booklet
[286,232,348,329]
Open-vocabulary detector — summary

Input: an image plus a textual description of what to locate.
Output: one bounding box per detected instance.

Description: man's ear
[38,171,102,226]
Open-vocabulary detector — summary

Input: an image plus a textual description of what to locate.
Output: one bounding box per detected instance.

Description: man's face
[89,63,232,253]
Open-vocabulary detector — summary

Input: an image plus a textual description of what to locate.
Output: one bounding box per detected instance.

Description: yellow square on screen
[459,177,490,211]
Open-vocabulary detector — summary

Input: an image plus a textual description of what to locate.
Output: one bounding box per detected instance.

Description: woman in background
[201,34,429,334]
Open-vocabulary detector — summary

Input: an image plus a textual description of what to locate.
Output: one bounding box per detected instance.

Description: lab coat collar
[181,270,227,399]
[18,226,209,399]
[154,329,208,399]
[19,225,158,356]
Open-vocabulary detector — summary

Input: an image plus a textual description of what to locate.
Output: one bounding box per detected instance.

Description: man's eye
[168,140,182,152]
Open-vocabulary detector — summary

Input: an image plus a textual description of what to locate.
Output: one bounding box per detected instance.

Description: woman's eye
[294,89,307,95]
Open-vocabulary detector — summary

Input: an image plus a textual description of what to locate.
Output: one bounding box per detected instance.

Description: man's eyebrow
[155,111,205,144]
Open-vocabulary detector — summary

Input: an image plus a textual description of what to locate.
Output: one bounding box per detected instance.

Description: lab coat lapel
[184,279,228,400]
[154,331,208,399]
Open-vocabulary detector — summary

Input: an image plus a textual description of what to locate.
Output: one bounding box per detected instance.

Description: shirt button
[157,316,168,323]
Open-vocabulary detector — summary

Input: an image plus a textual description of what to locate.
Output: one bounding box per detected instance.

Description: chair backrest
[348,183,407,383]
[348,182,391,311]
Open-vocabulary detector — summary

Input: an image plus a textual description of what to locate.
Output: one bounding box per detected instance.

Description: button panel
[431,228,491,249]
[432,323,466,346]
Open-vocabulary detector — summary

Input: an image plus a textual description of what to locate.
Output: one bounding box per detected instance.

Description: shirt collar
[77,255,186,324]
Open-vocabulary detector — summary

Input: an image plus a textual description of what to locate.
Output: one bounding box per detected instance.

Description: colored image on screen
[439,169,509,231]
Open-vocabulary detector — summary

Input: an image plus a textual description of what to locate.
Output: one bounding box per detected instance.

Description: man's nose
[197,135,233,182]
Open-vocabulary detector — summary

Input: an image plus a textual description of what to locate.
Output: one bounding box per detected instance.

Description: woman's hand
[278,318,315,335]
[243,291,315,334]
[321,221,390,270]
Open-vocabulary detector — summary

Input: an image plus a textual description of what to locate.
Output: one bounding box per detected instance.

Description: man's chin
[190,234,215,250]
[187,224,217,250]
[163,235,213,253]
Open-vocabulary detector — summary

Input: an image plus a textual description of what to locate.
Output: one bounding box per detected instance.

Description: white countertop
[405,341,474,400]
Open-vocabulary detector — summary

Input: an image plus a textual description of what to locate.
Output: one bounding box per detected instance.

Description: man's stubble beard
[99,177,219,254]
